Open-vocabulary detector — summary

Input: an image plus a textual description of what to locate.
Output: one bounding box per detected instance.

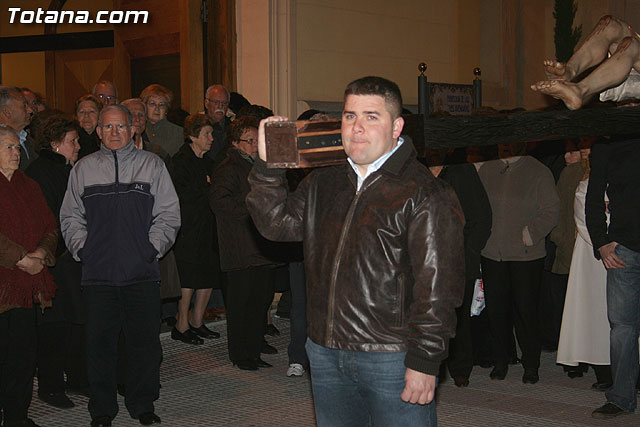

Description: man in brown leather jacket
[246,76,464,426]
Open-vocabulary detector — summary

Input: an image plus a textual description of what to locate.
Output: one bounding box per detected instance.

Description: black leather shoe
[522,370,539,384]
[489,364,508,380]
[265,324,280,336]
[592,381,613,392]
[189,323,220,339]
[137,412,161,425]
[261,340,278,354]
[171,327,204,345]
[453,377,469,387]
[90,415,112,427]
[592,402,629,419]
[253,357,273,368]
[233,359,258,371]
[38,391,75,408]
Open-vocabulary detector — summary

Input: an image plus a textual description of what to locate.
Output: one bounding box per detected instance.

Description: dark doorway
[131,53,181,110]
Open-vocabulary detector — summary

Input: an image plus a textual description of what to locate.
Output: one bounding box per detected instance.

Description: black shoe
[189,323,220,339]
[261,340,278,354]
[90,415,112,427]
[522,370,539,384]
[137,412,161,425]
[66,383,91,398]
[171,327,204,345]
[38,391,75,409]
[592,402,629,419]
[265,324,280,336]
[592,382,613,392]
[233,359,258,371]
[253,357,273,368]
[490,364,508,380]
[453,377,469,387]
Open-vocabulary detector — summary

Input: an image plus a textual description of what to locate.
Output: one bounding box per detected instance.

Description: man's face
[22,91,43,112]
[3,92,32,131]
[96,109,132,151]
[341,94,403,175]
[204,87,229,124]
[127,102,147,135]
[95,83,118,105]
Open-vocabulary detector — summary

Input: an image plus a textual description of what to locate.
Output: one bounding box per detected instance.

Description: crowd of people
[0,71,638,427]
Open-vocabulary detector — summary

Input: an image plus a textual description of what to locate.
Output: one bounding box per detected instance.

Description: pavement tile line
[30,318,637,426]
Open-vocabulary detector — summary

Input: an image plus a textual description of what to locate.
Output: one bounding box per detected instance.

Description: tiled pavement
[31,318,638,426]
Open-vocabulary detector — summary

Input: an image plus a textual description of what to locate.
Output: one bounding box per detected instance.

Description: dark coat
[438,163,492,280]
[19,134,38,171]
[210,148,281,271]
[77,128,100,160]
[171,143,220,267]
[25,149,84,323]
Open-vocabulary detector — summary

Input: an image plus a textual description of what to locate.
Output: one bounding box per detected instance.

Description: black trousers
[481,257,544,371]
[226,266,275,363]
[448,278,476,378]
[83,282,161,420]
[538,271,568,349]
[287,262,308,368]
[0,307,36,424]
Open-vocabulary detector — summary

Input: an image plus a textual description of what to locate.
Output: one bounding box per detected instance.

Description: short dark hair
[226,116,259,144]
[236,104,273,121]
[183,113,214,144]
[344,76,403,119]
[37,114,80,152]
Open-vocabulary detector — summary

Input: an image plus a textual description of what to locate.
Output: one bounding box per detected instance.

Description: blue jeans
[305,339,437,427]
[605,244,640,412]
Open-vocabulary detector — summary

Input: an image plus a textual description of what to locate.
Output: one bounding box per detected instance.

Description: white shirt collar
[347,137,404,191]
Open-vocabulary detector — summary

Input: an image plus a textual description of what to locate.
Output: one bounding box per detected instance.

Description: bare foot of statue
[543,60,574,80]
[531,80,584,110]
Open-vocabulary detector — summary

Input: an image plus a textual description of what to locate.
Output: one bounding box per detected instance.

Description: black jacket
[586,137,640,257]
[210,148,281,271]
[246,140,465,376]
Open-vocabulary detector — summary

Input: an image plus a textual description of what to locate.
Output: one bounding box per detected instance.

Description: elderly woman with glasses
[139,84,183,157]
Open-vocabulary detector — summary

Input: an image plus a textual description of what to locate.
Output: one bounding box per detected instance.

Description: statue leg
[543,15,634,81]
[533,36,640,110]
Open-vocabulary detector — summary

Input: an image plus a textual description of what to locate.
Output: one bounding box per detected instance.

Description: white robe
[556,179,640,366]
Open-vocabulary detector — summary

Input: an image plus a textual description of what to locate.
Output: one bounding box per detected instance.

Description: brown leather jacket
[246,140,465,375]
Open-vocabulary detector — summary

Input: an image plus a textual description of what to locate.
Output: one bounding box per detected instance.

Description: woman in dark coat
[423,149,493,387]
[26,114,89,408]
[75,94,101,160]
[170,114,221,345]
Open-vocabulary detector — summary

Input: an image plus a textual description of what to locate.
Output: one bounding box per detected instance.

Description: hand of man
[599,241,625,269]
[400,368,436,405]
[16,255,44,275]
[258,116,289,162]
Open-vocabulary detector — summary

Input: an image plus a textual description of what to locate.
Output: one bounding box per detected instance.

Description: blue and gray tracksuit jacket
[60,141,181,286]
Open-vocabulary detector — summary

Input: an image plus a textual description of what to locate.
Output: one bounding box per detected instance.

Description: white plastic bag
[470,277,485,316]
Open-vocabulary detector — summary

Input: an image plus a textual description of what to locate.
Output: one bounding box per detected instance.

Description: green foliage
[554,0,582,62]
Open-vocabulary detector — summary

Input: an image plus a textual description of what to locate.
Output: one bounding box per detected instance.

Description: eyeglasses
[205,98,229,107]
[147,101,168,110]
[239,138,258,144]
[97,94,117,102]
[101,123,130,132]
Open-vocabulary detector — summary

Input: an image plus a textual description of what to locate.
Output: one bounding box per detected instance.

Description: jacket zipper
[112,150,120,191]
[326,175,381,346]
